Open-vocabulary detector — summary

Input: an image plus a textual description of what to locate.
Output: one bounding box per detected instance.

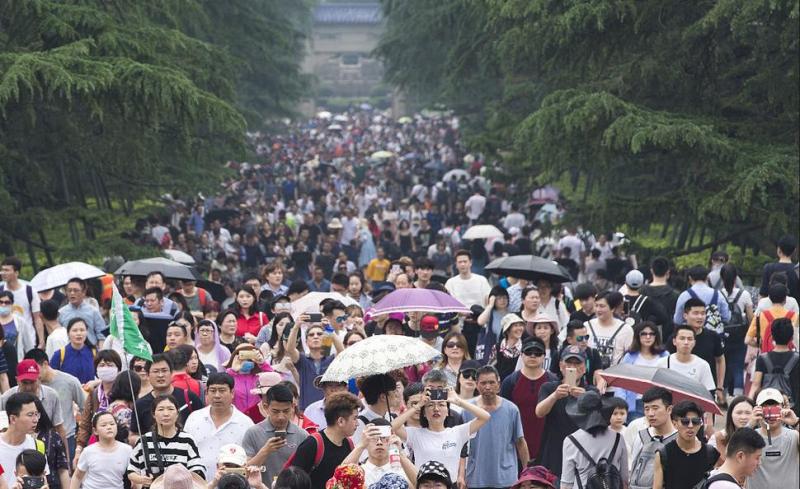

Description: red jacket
[236,312,268,337]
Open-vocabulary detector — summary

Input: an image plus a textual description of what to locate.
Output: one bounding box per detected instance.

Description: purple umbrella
[371,289,470,315]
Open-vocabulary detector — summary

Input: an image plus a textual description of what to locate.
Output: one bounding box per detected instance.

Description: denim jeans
[725,340,747,394]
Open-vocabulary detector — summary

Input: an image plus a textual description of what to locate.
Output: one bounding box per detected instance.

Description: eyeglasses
[199,329,214,335]
[522,348,545,357]
[460,369,477,380]
[445,342,460,349]
[639,331,656,337]
[575,335,590,342]
[679,417,703,427]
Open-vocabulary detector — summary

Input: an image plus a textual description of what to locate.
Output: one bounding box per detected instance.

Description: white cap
[756,387,784,406]
[218,444,248,467]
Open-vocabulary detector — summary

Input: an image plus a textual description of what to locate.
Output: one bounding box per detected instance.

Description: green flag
[109,283,152,361]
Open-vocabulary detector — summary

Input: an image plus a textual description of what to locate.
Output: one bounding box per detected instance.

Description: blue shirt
[58,301,106,344]
[673,283,731,325]
[50,344,95,384]
[295,355,334,410]
[306,279,331,293]
[463,398,524,487]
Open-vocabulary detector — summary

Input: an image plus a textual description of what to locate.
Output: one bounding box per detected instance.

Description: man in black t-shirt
[535,346,596,476]
[130,354,204,438]
[750,318,800,416]
[760,235,799,301]
[290,392,360,488]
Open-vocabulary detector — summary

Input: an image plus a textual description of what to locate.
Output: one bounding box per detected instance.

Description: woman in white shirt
[391,386,490,481]
[616,322,669,421]
[535,279,569,332]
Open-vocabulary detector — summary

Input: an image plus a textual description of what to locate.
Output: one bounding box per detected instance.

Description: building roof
[313,3,382,25]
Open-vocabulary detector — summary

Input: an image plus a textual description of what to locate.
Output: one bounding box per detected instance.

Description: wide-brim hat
[150,467,207,489]
[565,390,614,432]
[501,313,525,334]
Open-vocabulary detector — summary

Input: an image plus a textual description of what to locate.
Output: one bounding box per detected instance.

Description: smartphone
[239,349,257,361]
[307,313,323,323]
[763,405,781,420]
[274,430,288,440]
[376,425,392,438]
[564,367,578,387]
[429,388,447,401]
[391,264,402,274]
[282,324,295,340]
[21,477,46,489]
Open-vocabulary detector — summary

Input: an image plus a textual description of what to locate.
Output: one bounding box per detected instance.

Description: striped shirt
[127,431,205,479]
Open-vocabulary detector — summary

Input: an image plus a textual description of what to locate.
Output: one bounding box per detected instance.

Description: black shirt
[760,262,799,300]
[537,381,595,475]
[131,387,204,435]
[570,310,594,323]
[658,440,719,489]
[291,430,352,488]
[756,350,800,416]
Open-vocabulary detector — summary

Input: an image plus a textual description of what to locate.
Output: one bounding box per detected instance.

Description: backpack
[585,319,627,369]
[760,352,800,405]
[721,290,747,342]
[687,289,725,336]
[282,431,355,472]
[758,310,796,353]
[629,429,677,489]
[623,295,648,325]
[568,433,623,489]
[695,472,740,489]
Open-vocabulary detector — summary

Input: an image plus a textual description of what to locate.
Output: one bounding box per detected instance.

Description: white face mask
[96,366,119,383]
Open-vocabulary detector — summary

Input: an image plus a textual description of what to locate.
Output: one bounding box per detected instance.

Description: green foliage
[0,0,309,268]
[376,0,800,257]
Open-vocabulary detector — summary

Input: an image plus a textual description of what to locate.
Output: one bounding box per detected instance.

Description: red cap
[16,359,40,382]
[420,315,440,338]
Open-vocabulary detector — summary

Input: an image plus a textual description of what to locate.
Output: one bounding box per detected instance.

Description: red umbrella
[599,364,721,415]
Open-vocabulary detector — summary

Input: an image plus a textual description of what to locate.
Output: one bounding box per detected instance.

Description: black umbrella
[485,255,571,283]
[197,280,226,303]
[114,257,202,281]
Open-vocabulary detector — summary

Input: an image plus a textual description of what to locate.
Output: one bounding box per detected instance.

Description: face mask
[96,366,119,382]
[240,361,255,374]
[0,307,10,316]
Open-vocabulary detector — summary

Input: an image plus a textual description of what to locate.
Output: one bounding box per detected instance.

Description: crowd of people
[0,108,797,489]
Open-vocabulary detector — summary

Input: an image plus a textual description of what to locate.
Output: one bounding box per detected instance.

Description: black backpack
[721,289,747,342]
[696,472,741,489]
[760,352,800,405]
[568,433,623,489]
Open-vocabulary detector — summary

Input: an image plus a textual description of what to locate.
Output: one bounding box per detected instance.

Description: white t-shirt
[77,441,133,489]
[704,470,741,489]
[197,349,220,371]
[585,318,634,366]
[45,327,69,359]
[1,279,40,326]
[405,423,471,482]
[557,234,586,262]
[0,435,48,486]
[657,354,715,390]
[445,274,491,309]
[464,195,486,220]
[362,460,408,487]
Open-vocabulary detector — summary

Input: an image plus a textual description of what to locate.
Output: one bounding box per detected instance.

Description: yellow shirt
[365,258,390,282]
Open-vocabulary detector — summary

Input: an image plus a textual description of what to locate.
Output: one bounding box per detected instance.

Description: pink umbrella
[371,289,470,316]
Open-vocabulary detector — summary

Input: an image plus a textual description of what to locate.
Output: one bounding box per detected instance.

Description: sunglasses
[445,342,461,349]
[522,348,545,357]
[679,417,703,427]
[574,335,590,342]
[346,341,360,347]
[639,331,656,337]
[0,300,12,305]
[133,366,146,372]
[307,332,324,338]
[460,369,477,380]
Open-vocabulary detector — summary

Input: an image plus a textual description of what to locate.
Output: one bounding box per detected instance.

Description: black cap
[521,337,546,354]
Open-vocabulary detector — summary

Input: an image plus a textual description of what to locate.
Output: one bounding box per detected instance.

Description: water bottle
[322,324,335,348]
[388,444,401,469]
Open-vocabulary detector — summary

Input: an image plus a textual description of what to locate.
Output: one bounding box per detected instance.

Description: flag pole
[124,350,152,477]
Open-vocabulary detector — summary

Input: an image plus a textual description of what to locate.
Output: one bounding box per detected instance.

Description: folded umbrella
[30,262,106,292]
[599,364,721,415]
[321,335,441,382]
[114,257,202,281]
[371,288,470,316]
[486,255,572,283]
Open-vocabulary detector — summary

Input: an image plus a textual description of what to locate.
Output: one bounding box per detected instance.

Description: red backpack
[282,432,354,472]
[759,310,796,352]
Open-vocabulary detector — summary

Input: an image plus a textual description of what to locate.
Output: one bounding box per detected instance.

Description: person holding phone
[341,419,417,486]
[748,387,800,489]
[285,317,335,410]
[391,385,490,482]
[224,344,271,413]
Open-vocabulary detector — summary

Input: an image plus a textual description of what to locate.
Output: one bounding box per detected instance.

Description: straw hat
[150,465,207,489]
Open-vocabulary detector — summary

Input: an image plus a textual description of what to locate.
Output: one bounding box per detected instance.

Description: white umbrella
[30,262,106,292]
[316,111,332,119]
[327,123,343,131]
[442,169,469,182]
[462,224,504,240]
[333,114,349,122]
[291,292,358,318]
[163,249,196,265]
[321,335,441,382]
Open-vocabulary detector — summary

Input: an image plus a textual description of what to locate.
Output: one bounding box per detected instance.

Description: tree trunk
[676,221,691,249]
[661,214,671,239]
[25,240,39,274]
[58,160,80,246]
[38,230,54,266]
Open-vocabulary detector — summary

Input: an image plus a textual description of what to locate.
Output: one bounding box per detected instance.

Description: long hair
[629,321,664,355]
[720,264,738,296]
[438,332,470,368]
[723,396,755,445]
[233,286,260,317]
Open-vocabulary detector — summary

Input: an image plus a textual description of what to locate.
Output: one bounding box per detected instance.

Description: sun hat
[150,464,207,489]
[511,466,557,489]
[565,390,615,432]
[501,313,525,334]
